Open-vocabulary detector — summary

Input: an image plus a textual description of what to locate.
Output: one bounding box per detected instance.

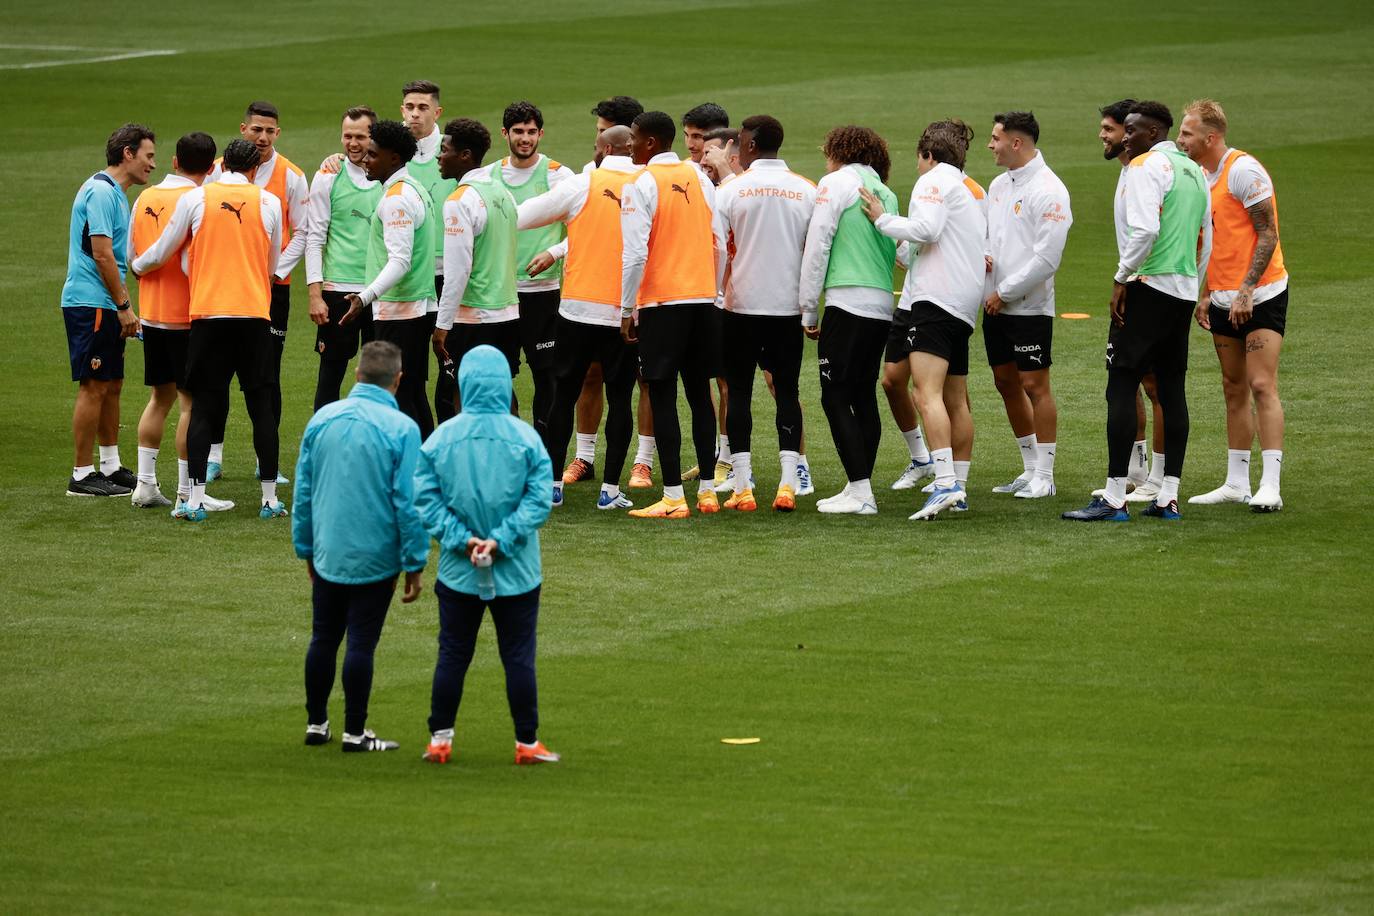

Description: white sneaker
[201,493,236,512]
[1187,483,1251,505]
[992,472,1033,494]
[1249,483,1283,513]
[815,487,851,510]
[1124,481,1161,502]
[891,458,935,490]
[131,481,173,508]
[1015,477,1056,499]
[816,492,877,515]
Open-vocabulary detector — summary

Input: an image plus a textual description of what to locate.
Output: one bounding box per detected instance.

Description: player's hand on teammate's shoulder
[858,187,884,222]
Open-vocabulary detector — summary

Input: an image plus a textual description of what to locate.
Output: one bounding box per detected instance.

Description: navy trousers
[429,580,541,744]
[304,574,395,735]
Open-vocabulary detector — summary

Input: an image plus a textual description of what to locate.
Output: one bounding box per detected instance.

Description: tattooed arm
[1232,198,1278,328]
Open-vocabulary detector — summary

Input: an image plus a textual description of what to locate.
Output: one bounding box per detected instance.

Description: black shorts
[817,306,888,388]
[142,325,190,389]
[269,283,290,341]
[518,289,559,371]
[722,312,803,384]
[315,290,374,362]
[553,315,635,384]
[1208,288,1288,340]
[374,316,433,384]
[883,308,916,365]
[185,318,273,392]
[64,306,126,382]
[982,312,1053,372]
[907,300,973,376]
[1105,281,1194,374]
[449,320,521,377]
[636,303,722,382]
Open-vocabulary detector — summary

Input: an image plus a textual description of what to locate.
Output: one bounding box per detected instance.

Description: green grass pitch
[2,0,1373,911]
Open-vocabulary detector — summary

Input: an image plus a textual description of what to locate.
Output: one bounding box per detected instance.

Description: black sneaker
[67,473,132,497]
[304,722,331,746]
[105,466,138,489]
[341,729,399,752]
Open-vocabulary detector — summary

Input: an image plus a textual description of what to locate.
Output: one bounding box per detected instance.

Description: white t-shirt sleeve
[1229,156,1274,209]
[998,182,1073,302]
[875,174,948,244]
[1116,158,1165,282]
[619,173,655,315]
[437,188,487,330]
[360,191,415,306]
[799,173,850,325]
[304,170,336,286]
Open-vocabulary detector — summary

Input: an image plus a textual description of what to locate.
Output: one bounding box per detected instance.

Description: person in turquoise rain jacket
[292,340,428,754]
[413,344,560,765]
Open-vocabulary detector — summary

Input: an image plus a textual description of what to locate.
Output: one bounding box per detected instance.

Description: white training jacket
[716,158,817,318]
[438,167,521,330]
[874,161,988,327]
[1115,140,1213,303]
[304,158,378,294]
[620,151,725,316]
[986,151,1073,318]
[358,166,434,321]
[131,172,282,306]
[208,149,307,279]
[517,154,639,328]
[799,163,899,327]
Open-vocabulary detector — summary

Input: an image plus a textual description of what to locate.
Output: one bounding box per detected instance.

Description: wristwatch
[117,299,132,311]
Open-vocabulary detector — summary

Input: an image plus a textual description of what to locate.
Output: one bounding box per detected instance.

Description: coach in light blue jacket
[291,340,429,754]
[413,344,559,764]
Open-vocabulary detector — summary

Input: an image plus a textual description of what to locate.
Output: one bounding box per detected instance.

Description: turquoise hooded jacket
[414,345,552,596]
[292,383,429,584]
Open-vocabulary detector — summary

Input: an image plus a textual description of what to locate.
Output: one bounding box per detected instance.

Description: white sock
[635,435,656,468]
[1103,476,1128,507]
[1159,475,1180,505]
[1147,452,1166,486]
[189,481,206,510]
[1260,449,1283,490]
[731,451,752,492]
[209,442,224,464]
[663,484,684,501]
[931,447,955,488]
[798,454,810,471]
[697,479,714,496]
[902,426,931,463]
[1035,442,1056,481]
[552,481,564,498]
[99,445,120,475]
[1226,448,1251,491]
[73,464,95,481]
[575,433,597,464]
[177,459,190,499]
[953,460,970,486]
[849,478,874,503]
[1130,440,1149,480]
[779,450,800,489]
[600,482,620,498]
[431,728,454,743]
[717,434,731,464]
[261,480,278,504]
[136,446,158,485]
[1015,433,1037,475]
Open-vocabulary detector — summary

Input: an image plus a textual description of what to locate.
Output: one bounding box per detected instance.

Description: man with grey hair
[291,340,429,753]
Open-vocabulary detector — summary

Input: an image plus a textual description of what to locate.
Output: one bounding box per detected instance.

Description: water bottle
[473,550,495,602]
